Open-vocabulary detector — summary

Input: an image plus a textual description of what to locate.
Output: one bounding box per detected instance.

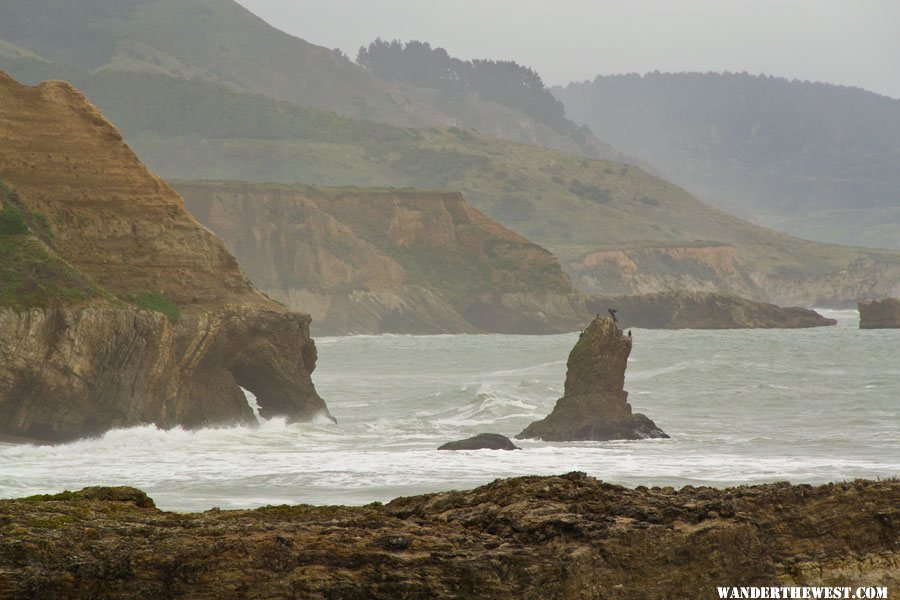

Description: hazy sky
[235,0,900,98]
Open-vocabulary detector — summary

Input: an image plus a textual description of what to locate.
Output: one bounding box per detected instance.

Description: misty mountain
[554,72,900,249]
[0,0,620,161]
[5,51,900,307]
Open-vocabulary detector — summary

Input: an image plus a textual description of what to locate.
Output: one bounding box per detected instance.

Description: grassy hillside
[3,58,899,305]
[0,181,104,308]
[0,0,616,160]
[555,72,900,249]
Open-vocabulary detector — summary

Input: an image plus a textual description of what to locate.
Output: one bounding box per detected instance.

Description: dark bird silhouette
[608,308,618,323]
[628,330,632,338]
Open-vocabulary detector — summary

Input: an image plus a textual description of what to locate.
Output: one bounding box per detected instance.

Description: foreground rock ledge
[0,476,896,599]
[518,316,667,441]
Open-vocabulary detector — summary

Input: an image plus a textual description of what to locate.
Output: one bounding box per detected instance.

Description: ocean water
[1,310,897,512]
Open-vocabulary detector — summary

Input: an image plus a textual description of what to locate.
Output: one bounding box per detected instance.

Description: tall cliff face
[175,181,589,335]
[0,72,328,441]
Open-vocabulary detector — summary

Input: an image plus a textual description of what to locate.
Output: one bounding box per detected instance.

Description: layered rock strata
[859,298,900,329]
[518,317,667,441]
[174,182,839,334]
[0,476,896,598]
[0,72,328,441]
[174,181,587,335]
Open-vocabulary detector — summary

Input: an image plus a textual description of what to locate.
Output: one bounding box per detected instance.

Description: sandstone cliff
[568,243,764,300]
[0,71,328,441]
[859,298,900,329]
[174,182,843,334]
[174,181,588,335]
[0,476,896,598]
[564,242,900,308]
[518,317,667,441]
[587,290,836,329]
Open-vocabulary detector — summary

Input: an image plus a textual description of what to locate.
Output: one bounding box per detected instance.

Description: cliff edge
[0,71,329,441]
[175,181,588,335]
[517,317,667,441]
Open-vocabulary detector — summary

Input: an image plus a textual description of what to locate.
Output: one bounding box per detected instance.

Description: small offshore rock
[438,433,521,451]
[859,298,900,328]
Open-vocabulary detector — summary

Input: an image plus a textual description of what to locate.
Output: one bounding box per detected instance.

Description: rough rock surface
[588,290,836,329]
[518,317,667,441]
[0,71,328,441]
[0,308,324,442]
[0,476,896,599]
[859,298,900,329]
[175,181,588,335]
[438,433,520,451]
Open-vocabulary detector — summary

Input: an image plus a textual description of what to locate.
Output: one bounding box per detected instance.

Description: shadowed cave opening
[230,366,297,421]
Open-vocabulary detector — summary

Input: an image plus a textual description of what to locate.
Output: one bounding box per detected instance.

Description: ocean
[1,310,896,511]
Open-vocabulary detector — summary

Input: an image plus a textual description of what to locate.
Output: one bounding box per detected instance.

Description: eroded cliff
[0,71,328,441]
[175,181,587,335]
[0,476,896,598]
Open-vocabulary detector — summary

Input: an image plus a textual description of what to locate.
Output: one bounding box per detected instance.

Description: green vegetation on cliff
[0,182,101,308]
[3,6,900,304]
[133,291,180,323]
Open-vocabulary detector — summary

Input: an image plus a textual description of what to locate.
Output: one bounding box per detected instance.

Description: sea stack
[517,317,667,441]
[859,298,900,329]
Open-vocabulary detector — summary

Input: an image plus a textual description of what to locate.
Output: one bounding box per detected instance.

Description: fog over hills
[555,72,900,249]
[0,0,616,161]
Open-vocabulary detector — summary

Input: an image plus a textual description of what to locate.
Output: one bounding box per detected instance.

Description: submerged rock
[517,317,667,441]
[859,298,900,328]
[438,433,521,451]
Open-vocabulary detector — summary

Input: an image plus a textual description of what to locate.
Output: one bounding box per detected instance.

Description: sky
[235,0,900,99]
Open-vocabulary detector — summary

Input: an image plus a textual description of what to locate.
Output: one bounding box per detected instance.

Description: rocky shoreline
[0,476,896,599]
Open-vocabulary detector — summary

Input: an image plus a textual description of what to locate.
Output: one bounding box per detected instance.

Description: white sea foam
[1,311,897,511]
